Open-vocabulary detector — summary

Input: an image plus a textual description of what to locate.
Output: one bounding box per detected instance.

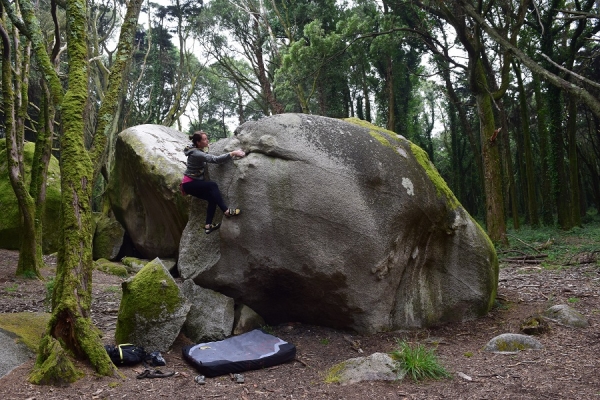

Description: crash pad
[182,329,296,377]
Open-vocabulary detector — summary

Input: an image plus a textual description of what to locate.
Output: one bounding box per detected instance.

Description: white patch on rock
[411,246,419,259]
[402,177,414,196]
[396,146,408,158]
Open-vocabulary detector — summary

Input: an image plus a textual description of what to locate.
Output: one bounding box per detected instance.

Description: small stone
[194,375,206,385]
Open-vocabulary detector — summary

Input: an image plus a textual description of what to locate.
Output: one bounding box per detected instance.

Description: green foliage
[502,223,600,269]
[4,283,19,293]
[260,324,274,335]
[390,341,451,382]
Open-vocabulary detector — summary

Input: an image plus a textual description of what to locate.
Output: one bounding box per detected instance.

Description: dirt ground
[0,248,598,400]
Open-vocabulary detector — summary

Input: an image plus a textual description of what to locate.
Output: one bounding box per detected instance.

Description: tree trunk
[533,74,554,225]
[29,0,118,385]
[514,63,539,227]
[0,19,43,278]
[566,94,582,227]
[385,56,395,132]
[498,101,519,230]
[253,19,283,115]
[473,59,507,244]
[547,85,573,229]
[89,0,144,179]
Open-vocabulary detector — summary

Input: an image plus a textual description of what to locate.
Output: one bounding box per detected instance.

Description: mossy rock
[121,257,150,274]
[93,212,125,261]
[520,315,549,335]
[543,304,589,328]
[115,258,190,351]
[484,333,543,352]
[94,259,129,277]
[0,140,61,253]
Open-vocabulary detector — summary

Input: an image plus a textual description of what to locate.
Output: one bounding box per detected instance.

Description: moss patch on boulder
[94,259,129,277]
[93,213,125,261]
[115,258,190,350]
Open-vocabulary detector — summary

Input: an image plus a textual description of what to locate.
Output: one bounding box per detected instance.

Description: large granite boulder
[108,125,191,258]
[0,140,61,253]
[178,114,498,333]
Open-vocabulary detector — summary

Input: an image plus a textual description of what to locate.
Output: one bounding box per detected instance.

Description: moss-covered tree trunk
[29,0,116,384]
[89,0,144,178]
[498,102,519,230]
[1,0,63,279]
[566,94,582,227]
[0,18,43,278]
[472,59,507,245]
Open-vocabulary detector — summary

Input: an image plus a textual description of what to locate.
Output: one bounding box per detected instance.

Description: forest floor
[0,231,599,400]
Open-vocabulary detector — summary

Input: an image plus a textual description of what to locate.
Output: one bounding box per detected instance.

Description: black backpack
[105,344,147,366]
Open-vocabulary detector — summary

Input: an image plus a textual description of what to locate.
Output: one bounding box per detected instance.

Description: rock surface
[330,352,401,385]
[544,304,589,328]
[484,333,544,352]
[92,213,125,261]
[233,304,265,335]
[181,280,235,342]
[115,258,190,351]
[108,125,191,259]
[178,114,498,333]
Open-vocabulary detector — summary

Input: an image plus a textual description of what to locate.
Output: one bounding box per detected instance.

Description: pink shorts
[180,176,193,195]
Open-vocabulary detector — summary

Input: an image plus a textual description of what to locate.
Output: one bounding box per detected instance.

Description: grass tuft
[390,341,451,382]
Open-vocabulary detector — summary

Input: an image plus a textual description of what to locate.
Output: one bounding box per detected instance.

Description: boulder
[108,125,191,259]
[181,280,235,342]
[120,257,149,274]
[94,258,129,277]
[233,304,265,335]
[178,114,498,333]
[0,140,61,253]
[92,212,125,261]
[543,304,589,328]
[115,258,190,351]
[326,352,401,385]
[484,333,543,352]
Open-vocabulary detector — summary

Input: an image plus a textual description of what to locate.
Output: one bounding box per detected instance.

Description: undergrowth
[499,218,600,269]
[390,341,451,382]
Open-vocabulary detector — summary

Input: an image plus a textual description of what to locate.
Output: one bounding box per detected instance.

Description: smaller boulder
[92,213,125,261]
[181,280,234,342]
[121,257,149,274]
[326,352,401,385]
[94,259,128,278]
[520,315,549,335]
[484,333,543,353]
[115,258,190,351]
[543,304,589,328]
[233,304,265,335]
